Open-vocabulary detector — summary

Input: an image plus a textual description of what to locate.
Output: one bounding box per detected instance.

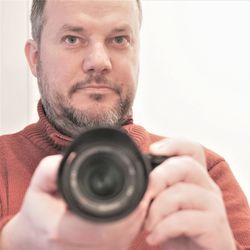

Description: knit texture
[0,102,249,249]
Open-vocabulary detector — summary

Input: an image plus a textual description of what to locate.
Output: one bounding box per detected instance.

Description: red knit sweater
[0,102,249,250]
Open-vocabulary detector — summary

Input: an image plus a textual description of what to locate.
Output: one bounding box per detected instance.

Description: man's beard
[37,62,134,138]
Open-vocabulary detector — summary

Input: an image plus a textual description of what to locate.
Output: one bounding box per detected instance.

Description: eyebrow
[60,25,85,34]
[59,24,132,35]
[110,25,132,33]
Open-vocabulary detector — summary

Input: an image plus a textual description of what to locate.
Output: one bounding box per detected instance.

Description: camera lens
[58,127,150,222]
[77,153,125,200]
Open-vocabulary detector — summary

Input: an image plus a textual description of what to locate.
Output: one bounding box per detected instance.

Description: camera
[58,127,166,223]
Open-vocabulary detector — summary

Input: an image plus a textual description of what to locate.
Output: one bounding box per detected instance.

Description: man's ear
[25,39,39,77]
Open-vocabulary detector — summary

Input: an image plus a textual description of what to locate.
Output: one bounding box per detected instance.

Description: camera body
[58,127,166,223]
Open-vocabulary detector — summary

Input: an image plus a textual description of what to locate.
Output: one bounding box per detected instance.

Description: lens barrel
[58,127,165,223]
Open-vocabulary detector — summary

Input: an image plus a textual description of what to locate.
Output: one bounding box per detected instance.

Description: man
[0,0,249,249]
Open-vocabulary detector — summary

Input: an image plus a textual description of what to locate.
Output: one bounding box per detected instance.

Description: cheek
[118,72,137,103]
[124,64,138,95]
[114,55,139,91]
[40,49,82,93]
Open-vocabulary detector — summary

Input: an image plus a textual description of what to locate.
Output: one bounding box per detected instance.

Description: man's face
[35,0,140,137]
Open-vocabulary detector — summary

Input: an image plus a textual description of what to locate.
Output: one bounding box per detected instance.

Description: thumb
[30,155,63,193]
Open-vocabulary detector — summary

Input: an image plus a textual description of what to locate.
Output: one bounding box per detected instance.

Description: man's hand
[0,155,150,250]
[144,138,236,250]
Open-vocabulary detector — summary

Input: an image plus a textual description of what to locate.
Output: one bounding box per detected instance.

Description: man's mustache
[69,74,121,97]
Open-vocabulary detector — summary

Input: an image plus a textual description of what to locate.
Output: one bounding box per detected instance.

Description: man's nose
[82,43,112,74]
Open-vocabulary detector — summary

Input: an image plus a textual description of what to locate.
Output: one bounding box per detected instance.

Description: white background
[0,0,249,201]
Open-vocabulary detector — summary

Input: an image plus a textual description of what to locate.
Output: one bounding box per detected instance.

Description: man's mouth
[69,83,116,98]
[77,84,115,93]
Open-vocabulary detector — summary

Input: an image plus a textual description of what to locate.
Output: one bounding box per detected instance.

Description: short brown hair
[31,0,142,42]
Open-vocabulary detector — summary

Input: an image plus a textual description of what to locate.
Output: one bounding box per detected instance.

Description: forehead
[43,0,140,33]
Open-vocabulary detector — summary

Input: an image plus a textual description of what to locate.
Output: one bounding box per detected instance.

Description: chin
[75,99,118,111]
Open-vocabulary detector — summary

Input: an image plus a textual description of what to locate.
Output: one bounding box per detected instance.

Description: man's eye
[64,36,79,44]
[111,36,129,47]
[114,36,126,44]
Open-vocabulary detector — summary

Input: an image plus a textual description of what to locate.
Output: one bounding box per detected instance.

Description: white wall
[0,0,29,133]
[134,0,250,201]
[0,0,249,201]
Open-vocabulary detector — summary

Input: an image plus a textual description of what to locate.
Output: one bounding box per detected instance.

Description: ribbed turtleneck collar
[34,100,136,152]
[35,100,72,151]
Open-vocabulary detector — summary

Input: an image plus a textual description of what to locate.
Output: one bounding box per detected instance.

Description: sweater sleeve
[208,158,250,249]
[0,141,10,231]
[0,174,14,232]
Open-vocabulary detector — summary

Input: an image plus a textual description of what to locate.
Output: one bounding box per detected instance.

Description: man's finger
[147,156,220,200]
[146,210,233,247]
[30,155,63,193]
[145,182,223,232]
[150,138,206,167]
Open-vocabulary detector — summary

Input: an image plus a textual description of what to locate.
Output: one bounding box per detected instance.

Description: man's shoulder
[0,123,38,154]
[124,124,228,170]
[124,124,165,153]
[0,124,32,143]
[0,130,24,148]
[204,146,226,171]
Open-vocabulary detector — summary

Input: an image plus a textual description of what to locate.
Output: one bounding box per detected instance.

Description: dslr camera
[58,127,166,223]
